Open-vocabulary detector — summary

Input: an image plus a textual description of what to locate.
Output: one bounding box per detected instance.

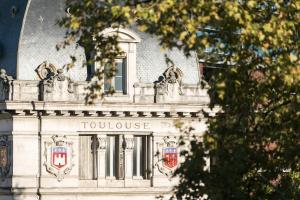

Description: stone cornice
[0,101,217,118]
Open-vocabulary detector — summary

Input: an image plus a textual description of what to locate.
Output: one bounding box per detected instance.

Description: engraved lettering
[81,121,152,131]
[90,122,96,129]
[99,122,105,129]
[125,122,131,129]
[108,122,113,129]
[144,122,150,130]
[134,122,140,129]
[116,122,122,129]
[81,122,88,128]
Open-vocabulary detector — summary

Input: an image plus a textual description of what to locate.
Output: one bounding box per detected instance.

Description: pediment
[100,28,141,43]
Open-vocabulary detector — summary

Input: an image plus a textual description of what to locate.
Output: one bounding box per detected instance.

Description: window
[133,136,150,179]
[104,58,127,94]
[79,134,151,182]
[79,135,98,180]
[105,135,125,179]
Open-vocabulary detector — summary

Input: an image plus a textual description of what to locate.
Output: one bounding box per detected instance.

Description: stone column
[97,135,107,186]
[124,135,134,185]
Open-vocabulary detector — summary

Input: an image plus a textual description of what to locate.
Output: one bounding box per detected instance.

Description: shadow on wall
[0,112,13,199]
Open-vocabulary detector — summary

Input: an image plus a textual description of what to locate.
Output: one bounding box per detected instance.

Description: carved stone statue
[0,68,13,101]
[35,61,57,80]
[155,65,184,102]
[42,68,74,101]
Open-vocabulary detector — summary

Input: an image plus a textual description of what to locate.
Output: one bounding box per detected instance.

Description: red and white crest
[44,135,74,181]
[163,147,178,169]
[156,136,179,176]
[51,146,67,169]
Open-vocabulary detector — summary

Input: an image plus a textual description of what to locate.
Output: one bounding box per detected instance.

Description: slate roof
[0,0,200,84]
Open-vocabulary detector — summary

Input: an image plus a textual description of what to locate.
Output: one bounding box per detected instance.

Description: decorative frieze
[3,108,200,118]
[101,111,113,117]
[11,110,39,116]
[177,112,190,118]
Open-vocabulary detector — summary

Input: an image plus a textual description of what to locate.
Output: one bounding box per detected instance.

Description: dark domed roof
[0,0,200,84]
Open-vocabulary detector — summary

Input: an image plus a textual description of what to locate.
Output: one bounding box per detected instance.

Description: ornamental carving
[155,65,184,102]
[0,135,11,179]
[35,61,57,80]
[124,137,134,150]
[44,69,74,93]
[98,137,107,150]
[41,69,75,101]
[44,135,74,182]
[155,136,179,176]
[0,68,12,101]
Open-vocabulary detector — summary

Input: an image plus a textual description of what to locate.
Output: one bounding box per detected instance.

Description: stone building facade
[0,1,209,199]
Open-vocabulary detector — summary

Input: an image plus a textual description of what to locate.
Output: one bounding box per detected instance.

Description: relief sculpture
[155,136,179,176]
[41,66,75,101]
[44,135,74,181]
[155,65,184,102]
[0,135,10,179]
[0,69,12,101]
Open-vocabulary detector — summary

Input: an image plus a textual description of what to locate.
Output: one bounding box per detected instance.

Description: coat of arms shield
[156,136,179,176]
[0,135,10,177]
[51,146,67,169]
[44,135,74,181]
[162,147,178,169]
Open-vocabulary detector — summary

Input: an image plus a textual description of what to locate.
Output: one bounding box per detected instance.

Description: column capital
[97,135,107,150]
[124,135,134,150]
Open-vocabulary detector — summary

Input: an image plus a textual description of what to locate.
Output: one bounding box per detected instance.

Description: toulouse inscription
[81,121,151,131]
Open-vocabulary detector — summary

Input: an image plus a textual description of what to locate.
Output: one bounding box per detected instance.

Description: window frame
[78,132,152,187]
[104,56,127,94]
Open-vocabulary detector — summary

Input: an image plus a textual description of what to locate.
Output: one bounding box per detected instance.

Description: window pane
[79,135,95,180]
[104,58,126,93]
[106,136,116,177]
[133,136,147,178]
[116,61,123,76]
[104,65,112,91]
[104,79,112,91]
[133,137,137,176]
[114,76,123,92]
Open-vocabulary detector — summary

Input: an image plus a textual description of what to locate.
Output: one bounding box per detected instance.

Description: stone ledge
[0,187,172,195]
[0,102,218,119]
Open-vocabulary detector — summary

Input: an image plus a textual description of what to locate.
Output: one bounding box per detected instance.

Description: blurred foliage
[60,0,300,199]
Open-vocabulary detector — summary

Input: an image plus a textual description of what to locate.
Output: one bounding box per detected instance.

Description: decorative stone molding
[6,108,199,118]
[35,61,57,80]
[100,28,141,43]
[44,135,74,182]
[0,135,11,179]
[0,69,13,101]
[155,136,179,176]
[41,69,75,101]
[155,65,184,103]
[124,137,134,150]
[98,136,107,150]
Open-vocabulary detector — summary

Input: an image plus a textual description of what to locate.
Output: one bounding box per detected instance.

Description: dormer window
[96,28,141,100]
[104,57,127,94]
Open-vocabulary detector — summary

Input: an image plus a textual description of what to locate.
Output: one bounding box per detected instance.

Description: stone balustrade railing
[0,69,209,104]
